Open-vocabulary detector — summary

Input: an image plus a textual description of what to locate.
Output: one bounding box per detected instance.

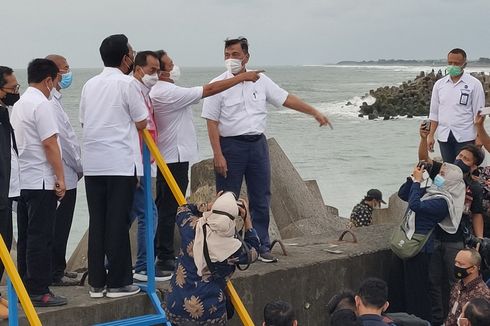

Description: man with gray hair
[445,249,490,326]
[45,54,82,287]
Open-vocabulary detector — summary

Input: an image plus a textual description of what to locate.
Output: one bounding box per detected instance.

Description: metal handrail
[0,234,42,325]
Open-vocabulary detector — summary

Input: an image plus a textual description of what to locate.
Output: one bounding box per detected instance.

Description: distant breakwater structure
[357,70,490,119]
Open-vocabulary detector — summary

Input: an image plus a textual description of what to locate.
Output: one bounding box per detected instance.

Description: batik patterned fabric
[163,204,259,325]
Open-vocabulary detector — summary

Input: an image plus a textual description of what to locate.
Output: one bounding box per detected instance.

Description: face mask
[59,71,73,89]
[434,174,445,188]
[454,265,472,279]
[454,159,471,174]
[141,73,158,89]
[447,65,463,77]
[125,55,134,75]
[2,92,20,106]
[169,65,181,81]
[46,80,55,100]
[225,58,243,74]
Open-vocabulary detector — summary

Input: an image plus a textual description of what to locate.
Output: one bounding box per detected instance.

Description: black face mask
[2,92,20,106]
[454,159,471,174]
[454,265,472,279]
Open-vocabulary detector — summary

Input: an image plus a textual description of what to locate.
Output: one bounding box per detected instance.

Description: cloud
[2,0,490,68]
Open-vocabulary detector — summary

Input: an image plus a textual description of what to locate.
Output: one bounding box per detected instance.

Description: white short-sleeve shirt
[79,67,148,176]
[10,87,60,190]
[429,72,485,142]
[150,81,203,164]
[50,89,82,190]
[201,71,288,137]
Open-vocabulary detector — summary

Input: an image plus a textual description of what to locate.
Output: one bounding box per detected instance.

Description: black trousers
[52,188,77,282]
[85,176,136,288]
[17,189,57,295]
[429,239,464,325]
[438,131,474,163]
[388,252,432,322]
[155,162,189,263]
[0,198,14,282]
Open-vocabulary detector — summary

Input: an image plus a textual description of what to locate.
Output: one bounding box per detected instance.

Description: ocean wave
[305,64,490,74]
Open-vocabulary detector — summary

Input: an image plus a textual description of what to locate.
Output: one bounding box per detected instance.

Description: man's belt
[224,134,263,142]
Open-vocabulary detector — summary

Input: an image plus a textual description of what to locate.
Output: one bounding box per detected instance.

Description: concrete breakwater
[359,70,490,119]
[3,138,409,325]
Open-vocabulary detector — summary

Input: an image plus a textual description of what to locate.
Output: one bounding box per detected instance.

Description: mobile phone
[421,119,431,131]
[479,107,490,116]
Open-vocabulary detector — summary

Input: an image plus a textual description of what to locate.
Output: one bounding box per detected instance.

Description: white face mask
[141,73,158,89]
[169,65,181,82]
[46,80,55,100]
[225,58,243,74]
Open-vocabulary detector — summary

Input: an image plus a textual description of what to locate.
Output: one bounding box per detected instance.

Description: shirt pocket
[251,89,266,104]
[221,97,244,118]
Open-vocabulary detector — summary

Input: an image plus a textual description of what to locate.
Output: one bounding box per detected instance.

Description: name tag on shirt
[460,91,469,105]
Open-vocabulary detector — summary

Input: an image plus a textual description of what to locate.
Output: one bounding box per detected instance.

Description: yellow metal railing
[142,129,255,326]
[0,234,42,325]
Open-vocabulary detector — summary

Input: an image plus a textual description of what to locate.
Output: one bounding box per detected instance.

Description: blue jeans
[130,176,158,273]
[216,135,271,253]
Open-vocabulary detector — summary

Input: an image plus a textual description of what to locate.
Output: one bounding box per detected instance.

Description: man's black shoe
[30,292,67,307]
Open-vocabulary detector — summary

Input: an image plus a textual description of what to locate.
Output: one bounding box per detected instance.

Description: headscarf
[404,163,465,239]
[193,192,242,276]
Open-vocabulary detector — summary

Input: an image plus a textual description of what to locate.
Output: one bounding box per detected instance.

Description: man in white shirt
[80,34,147,298]
[150,49,262,272]
[427,48,485,163]
[0,66,20,315]
[129,50,172,282]
[45,54,82,287]
[11,59,67,306]
[202,37,331,262]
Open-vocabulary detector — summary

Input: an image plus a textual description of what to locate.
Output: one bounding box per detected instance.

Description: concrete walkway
[0,223,395,325]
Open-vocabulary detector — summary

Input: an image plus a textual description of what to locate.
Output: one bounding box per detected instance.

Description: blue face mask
[59,71,73,89]
[434,174,445,188]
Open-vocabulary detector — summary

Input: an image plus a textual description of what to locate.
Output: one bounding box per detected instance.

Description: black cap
[367,189,386,204]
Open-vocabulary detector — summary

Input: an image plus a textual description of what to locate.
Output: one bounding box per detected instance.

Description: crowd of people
[348,48,490,326]
[2,33,490,325]
[0,33,331,323]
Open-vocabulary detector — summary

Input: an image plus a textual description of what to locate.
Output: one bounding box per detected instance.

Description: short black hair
[154,50,167,71]
[134,51,158,69]
[263,300,296,326]
[327,290,356,314]
[357,278,388,309]
[460,144,485,166]
[465,298,490,326]
[0,66,13,88]
[99,34,130,67]
[225,37,249,54]
[449,48,467,61]
[27,59,59,84]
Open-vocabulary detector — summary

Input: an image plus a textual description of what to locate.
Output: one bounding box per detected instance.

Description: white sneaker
[89,287,106,298]
[106,285,140,298]
[134,270,172,282]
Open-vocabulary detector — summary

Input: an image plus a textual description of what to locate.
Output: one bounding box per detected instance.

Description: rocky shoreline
[358,70,490,120]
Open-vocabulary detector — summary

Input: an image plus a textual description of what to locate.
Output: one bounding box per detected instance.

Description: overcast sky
[3,0,490,68]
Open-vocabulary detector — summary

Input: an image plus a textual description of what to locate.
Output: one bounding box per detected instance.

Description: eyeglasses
[1,84,20,94]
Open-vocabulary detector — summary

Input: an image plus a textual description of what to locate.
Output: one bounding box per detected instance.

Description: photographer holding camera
[390,161,465,322]
[418,123,485,325]
[162,192,259,325]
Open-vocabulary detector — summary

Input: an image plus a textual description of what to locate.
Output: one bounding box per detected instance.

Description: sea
[11,64,490,256]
